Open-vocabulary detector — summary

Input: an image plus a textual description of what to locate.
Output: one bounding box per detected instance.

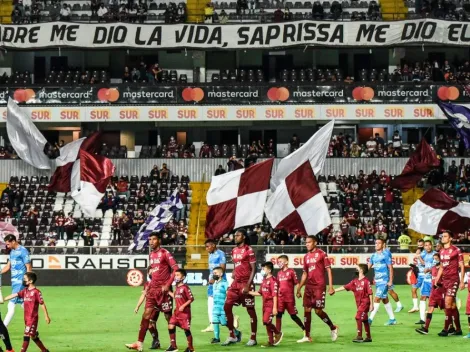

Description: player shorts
[12,282,25,304]
[442,279,460,298]
[355,310,368,321]
[420,281,432,298]
[428,287,445,309]
[169,311,191,330]
[145,287,173,313]
[413,275,425,290]
[212,306,227,325]
[262,303,274,324]
[303,286,326,309]
[375,283,389,299]
[226,282,255,308]
[278,300,298,315]
[24,319,38,337]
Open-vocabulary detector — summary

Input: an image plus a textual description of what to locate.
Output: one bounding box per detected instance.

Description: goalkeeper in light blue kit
[210,267,241,344]
[1,234,32,326]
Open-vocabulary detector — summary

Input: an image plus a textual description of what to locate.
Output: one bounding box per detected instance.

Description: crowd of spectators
[420,0,469,21]
[392,59,470,83]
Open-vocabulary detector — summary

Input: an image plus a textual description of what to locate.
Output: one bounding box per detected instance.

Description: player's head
[212,267,224,281]
[356,264,368,276]
[23,272,37,287]
[375,237,386,251]
[175,269,186,283]
[148,232,160,250]
[234,228,247,246]
[417,239,425,249]
[277,255,289,269]
[435,242,443,252]
[424,240,433,253]
[440,230,453,245]
[433,253,440,266]
[205,239,217,253]
[4,234,19,250]
[262,261,274,277]
[305,235,318,252]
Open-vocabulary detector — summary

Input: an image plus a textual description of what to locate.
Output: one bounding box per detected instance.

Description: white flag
[6,98,51,170]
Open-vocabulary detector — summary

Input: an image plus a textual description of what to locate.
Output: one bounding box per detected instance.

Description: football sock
[0,317,13,350]
[384,302,395,320]
[467,316,470,332]
[21,336,30,352]
[148,325,158,340]
[4,302,15,327]
[396,301,403,308]
[369,302,380,321]
[363,319,371,338]
[32,336,47,351]
[169,328,176,348]
[413,298,418,310]
[247,308,258,340]
[452,308,461,331]
[138,318,150,342]
[224,304,236,339]
[444,308,453,331]
[184,330,193,350]
[419,301,427,322]
[424,313,433,330]
[317,310,335,330]
[356,318,362,337]
[267,322,279,335]
[304,311,312,338]
[266,325,274,345]
[213,323,220,340]
[290,314,305,331]
[275,315,282,332]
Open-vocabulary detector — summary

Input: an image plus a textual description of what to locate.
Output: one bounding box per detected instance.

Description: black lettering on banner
[31,258,44,269]
[93,25,127,44]
[194,26,209,43]
[117,258,131,269]
[317,23,331,42]
[82,258,97,269]
[266,25,281,44]
[251,26,263,45]
[65,256,79,269]
[304,23,316,41]
[209,26,222,45]
[50,24,79,42]
[1,27,14,42]
[237,26,249,45]
[135,26,162,46]
[448,23,470,42]
[134,258,148,269]
[0,26,39,44]
[283,24,296,43]
[175,25,188,43]
[356,24,389,43]
[330,24,343,43]
[401,21,436,40]
[99,258,113,269]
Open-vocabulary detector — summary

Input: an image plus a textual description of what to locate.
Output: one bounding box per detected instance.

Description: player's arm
[163,252,179,292]
[134,291,146,314]
[2,293,18,303]
[434,265,443,287]
[332,286,345,294]
[459,254,465,290]
[243,262,256,293]
[26,262,32,272]
[326,266,334,295]
[167,290,175,298]
[179,288,195,311]
[369,294,374,312]
[40,302,51,324]
[272,280,279,316]
[0,261,10,275]
[297,271,307,298]
[387,264,394,286]
[247,291,261,296]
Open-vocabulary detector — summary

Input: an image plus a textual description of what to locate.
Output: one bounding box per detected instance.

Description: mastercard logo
[182,87,204,102]
[352,87,374,101]
[437,86,460,101]
[267,87,289,102]
[97,88,120,102]
[13,89,35,103]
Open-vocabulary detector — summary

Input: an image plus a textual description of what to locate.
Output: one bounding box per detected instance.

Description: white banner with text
[2,20,470,48]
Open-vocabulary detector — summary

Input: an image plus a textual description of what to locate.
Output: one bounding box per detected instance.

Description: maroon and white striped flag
[409,188,470,235]
[205,158,274,239]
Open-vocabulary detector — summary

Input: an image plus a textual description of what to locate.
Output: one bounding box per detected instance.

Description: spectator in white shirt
[60,4,71,20]
[97,3,108,22]
[366,136,377,153]
[127,4,137,22]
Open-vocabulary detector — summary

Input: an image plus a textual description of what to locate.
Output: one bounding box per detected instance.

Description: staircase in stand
[0,0,13,24]
[186,0,205,23]
[380,0,408,20]
[185,181,210,269]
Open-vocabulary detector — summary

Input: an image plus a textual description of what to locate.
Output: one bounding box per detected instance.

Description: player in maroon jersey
[126,233,179,351]
[332,264,373,343]
[166,269,195,352]
[434,230,465,337]
[416,252,453,335]
[248,261,283,347]
[465,259,470,339]
[3,272,51,352]
[275,255,305,335]
[296,235,338,343]
[223,228,258,346]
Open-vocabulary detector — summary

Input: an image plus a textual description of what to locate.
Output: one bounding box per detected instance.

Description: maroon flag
[49,132,101,192]
[391,139,440,192]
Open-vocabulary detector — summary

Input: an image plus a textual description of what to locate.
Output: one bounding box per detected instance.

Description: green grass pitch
[1,285,469,351]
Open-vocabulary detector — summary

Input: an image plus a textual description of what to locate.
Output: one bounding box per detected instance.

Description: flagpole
[195,171,206,246]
